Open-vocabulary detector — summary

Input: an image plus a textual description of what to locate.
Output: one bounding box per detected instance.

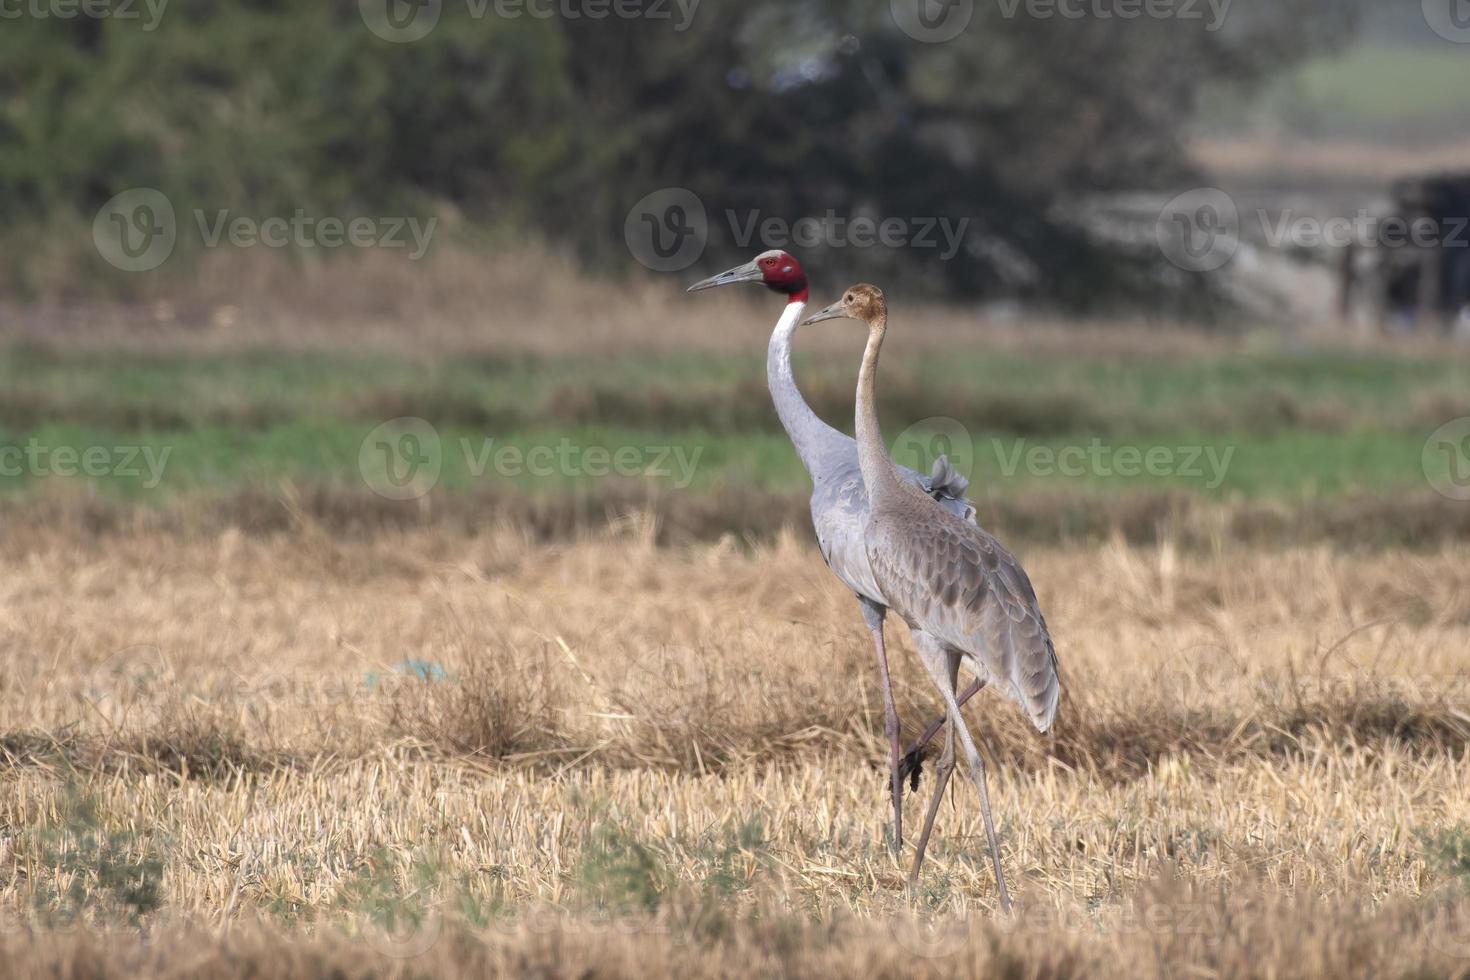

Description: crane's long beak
[686,260,762,292]
[801,302,848,325]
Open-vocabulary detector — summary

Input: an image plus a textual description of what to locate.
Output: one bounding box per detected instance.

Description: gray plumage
[805,282,1062,909]
[690,256,976,855]
[765,299,978,616]
[865,487,1059,733]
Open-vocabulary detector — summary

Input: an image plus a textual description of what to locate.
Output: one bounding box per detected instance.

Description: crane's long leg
[897,679,984,793]
[869,625,904,853]
[913,635,1013,911]
[909,667,958,887]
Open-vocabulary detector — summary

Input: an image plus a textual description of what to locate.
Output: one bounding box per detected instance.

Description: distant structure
[1341,171,1470,337]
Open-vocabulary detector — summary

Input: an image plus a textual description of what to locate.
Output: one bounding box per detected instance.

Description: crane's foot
[897,746,926,791]
[896,679,986,796]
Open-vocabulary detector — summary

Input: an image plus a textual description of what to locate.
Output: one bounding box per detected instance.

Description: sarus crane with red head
[687,250,983,854]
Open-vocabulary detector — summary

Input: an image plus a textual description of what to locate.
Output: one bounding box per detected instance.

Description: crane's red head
[686,249,809,304]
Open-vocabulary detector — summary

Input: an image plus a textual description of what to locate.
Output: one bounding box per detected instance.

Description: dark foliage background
[0,0,1359,310]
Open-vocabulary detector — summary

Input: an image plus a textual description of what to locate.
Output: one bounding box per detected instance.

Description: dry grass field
[4,515,1470,977]
[3,250,1470,976]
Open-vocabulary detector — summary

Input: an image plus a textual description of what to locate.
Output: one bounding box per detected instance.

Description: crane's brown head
[800,284,885,329]
[686,250,809,303]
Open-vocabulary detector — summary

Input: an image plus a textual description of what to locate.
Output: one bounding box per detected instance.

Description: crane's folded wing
[868,514,1059,733]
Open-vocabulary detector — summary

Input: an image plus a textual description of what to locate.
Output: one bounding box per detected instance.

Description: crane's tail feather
[924,455,977,523]
[926,455,969,500]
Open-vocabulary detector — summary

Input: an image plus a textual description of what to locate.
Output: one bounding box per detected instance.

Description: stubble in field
[2,522,1469,976]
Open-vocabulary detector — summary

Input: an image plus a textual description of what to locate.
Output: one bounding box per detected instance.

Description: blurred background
[1,0,1468,545]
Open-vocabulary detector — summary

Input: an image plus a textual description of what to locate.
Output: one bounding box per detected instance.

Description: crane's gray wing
[807,439,976,609]
[810,447,888,607]
[867,510,1059,733]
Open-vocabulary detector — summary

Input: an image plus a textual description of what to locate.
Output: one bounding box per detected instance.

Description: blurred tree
[0,0,1359,311]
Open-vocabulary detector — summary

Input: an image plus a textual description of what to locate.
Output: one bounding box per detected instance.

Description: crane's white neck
[769,300,805,386]
[767,299,838,478]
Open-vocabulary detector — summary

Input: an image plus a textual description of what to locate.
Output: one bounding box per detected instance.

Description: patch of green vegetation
[1209,34,1470,136]
[577,822,669,914]
[1424,826,1470,891]
[569,812,770,930]
[25,782,166,926]
[693,815,768,897]
[329,847,510,940]
[1288,43,1470,124]
[333,848,444,934]
[6,344,1469,437]
[0,421,1436,502]
[0,343,1461,505]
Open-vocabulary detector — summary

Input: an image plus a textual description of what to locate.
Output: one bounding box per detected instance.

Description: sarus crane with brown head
[804,284,1060,908]
[687,251,983,854]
